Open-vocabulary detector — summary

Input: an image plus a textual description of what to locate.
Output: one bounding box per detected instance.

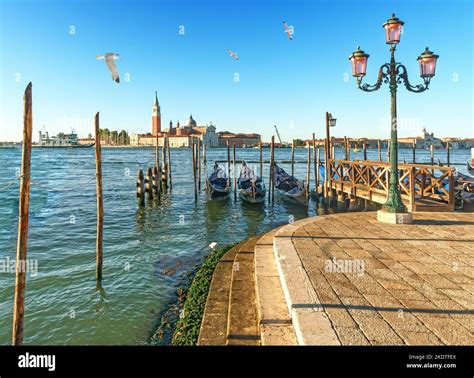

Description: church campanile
[152,91,161,135]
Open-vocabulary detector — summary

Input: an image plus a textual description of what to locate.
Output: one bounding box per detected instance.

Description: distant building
[130,94,219,147]
[397,128,444,149]
[217,131,261,147]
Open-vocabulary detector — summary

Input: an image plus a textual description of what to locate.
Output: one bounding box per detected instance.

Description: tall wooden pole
[312,133,317,193]
[412,139,416,164]
[316,146,321,193]
[155,133,160,168]
[291,139,295,177]
[12,82,33,346]
[233,143,237,200]
[203,143,207,164]
[192,138,197,200]
[271,136,275,201]
[269,136,274,201]
[259,141,263,177]
[446,142,450,167]
[162,136,168,189]
[344,136,348,160]
[94,112,104,281]
[197,139,201,191]
[363,141,367,160]
[378,140,382,161]
[167,138,172,190]
[306,140,311,200]
[226,140,230,187]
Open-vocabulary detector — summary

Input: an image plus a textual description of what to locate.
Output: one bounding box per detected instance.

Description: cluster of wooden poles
[136,134,172,205]
[12,83,106,345]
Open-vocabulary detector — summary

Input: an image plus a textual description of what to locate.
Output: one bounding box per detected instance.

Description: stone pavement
[275,212,474,345]
[199,211,473,345]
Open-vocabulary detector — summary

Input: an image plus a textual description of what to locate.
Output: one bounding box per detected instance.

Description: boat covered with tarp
[205,163,231,199]
[237,162,266,203]
[273,164,307,202]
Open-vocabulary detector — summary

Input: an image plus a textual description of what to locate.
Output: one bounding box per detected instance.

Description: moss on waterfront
[170,243,236,346]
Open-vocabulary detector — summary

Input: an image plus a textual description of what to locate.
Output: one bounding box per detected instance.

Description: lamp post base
[377,209,413,224]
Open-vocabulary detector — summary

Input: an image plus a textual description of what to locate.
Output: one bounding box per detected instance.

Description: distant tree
[110,130,118,145]
[118,130,128,145]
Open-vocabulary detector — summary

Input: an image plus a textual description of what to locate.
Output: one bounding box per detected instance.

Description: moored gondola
[205,163,231,199]
[237,162,266,203]
[467,162,474,176]
[272,163,307,203]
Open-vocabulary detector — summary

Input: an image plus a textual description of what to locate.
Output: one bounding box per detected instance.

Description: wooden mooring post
[316,146,321,193]
[259,141,263,177]
[312,133,317,194]
[233,143,237,200]
[269,136,275,202]
[291,139,295,177]
[363,141,367,160]
[203,143,207,164]
[412,139,416,164]
[162,136,168,189]
[306,140,311,201]
[197,139,201,192]
[94,112,104,282]
[145,167,153,200]
[152,166,160,199]
[12,82,33,346]
[226,140,230,184]
[378,140,381,161]
[192,139,197,201]
[167,139,172,190]
[446,142,450,167]
[137,170,145,205]
[344,136,348,160]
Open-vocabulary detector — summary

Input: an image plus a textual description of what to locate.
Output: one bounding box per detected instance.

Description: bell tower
[152,91,161,135]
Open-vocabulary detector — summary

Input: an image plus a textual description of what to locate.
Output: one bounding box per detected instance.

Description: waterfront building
[398,127,444,149]
[217,131,261,147]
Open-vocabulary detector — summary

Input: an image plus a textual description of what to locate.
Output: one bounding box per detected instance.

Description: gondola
[205,163,231,199]
[237,162,266,203]
[467,162,474,176]
[272,163,307,203]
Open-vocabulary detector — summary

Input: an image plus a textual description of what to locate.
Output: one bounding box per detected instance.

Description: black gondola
[272,164,307,203]
[237,162,266,203]
[205,163,231,199]
[467,162,474,176]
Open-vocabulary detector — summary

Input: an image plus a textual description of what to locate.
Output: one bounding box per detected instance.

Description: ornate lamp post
[349,14,439,223]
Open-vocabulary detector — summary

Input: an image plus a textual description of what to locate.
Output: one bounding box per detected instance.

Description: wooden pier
[327,159,455,212]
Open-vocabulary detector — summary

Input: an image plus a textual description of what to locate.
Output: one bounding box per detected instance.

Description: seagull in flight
[96,53,120,83]
[227,49,239,61]
[283,21,293,40]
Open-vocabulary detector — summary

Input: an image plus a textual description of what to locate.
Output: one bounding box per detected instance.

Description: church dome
[187,114,197,127]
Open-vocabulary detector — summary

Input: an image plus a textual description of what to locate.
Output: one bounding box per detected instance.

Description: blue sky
[1,0,472,142]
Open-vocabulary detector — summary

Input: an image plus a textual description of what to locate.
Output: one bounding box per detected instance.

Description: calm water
[0,146,470,345]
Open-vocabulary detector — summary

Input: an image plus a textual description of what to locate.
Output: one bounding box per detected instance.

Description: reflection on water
[0,147,470,345]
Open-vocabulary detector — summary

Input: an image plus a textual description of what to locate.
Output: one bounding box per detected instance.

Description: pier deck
[199,211,474,345]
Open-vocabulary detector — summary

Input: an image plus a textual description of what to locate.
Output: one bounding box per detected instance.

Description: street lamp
[349,13,439,222]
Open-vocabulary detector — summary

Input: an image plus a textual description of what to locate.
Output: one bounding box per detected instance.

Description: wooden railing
[327,159,455,211]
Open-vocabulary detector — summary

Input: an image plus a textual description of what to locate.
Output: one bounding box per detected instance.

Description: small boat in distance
[237,162,266,203]
[205,163,231,199]
[273,164,307,203]
[33,130,94,148]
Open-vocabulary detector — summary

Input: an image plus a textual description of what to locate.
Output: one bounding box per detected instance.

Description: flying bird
[227,49,239,61]
[96,53,120,83]
[283,21,293,40]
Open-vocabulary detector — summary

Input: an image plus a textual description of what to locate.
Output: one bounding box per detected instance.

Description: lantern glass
[330,117,337,127]
[383,14,404,45]
[417,48,439,78]
[349,47,369,78]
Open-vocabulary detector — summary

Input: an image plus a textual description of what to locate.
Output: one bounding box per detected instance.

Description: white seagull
[96,53,120,83]
[283,21,293,40]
